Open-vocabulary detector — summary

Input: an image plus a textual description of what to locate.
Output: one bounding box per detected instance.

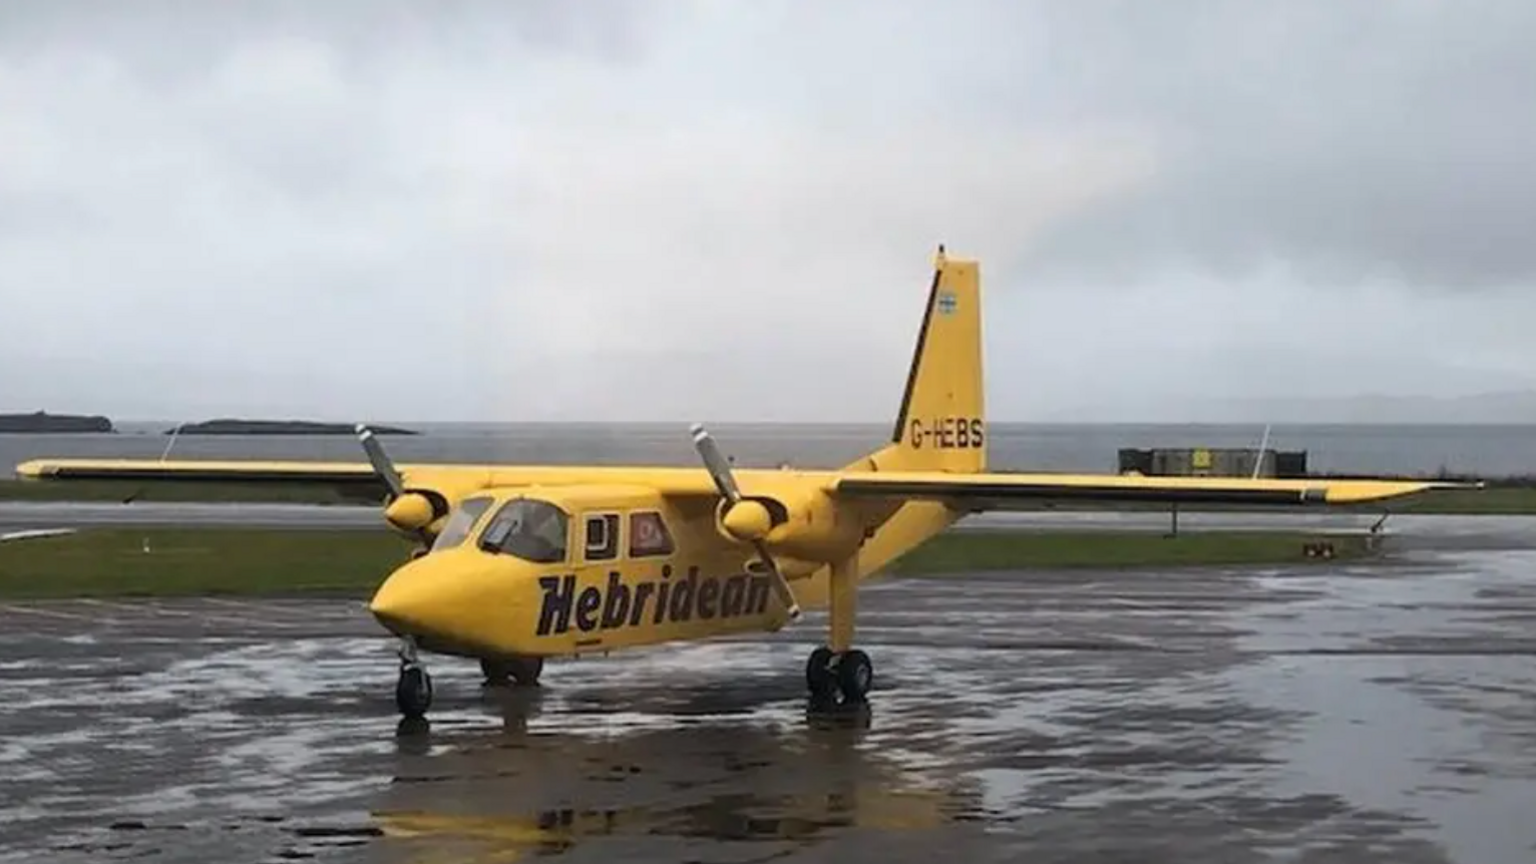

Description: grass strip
[0,527,1369,600]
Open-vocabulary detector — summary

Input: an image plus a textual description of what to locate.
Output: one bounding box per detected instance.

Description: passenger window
[628,511,674,558]
[585,513,620,561]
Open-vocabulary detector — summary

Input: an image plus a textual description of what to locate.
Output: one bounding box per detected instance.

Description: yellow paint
[13,247,1480,667]
[372,786,953,861]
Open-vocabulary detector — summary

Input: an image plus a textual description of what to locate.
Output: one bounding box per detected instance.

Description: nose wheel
[394,638,433,719]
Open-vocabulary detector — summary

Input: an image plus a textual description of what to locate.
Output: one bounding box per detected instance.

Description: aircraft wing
[828,470,1478,508]
[14,458,386,491]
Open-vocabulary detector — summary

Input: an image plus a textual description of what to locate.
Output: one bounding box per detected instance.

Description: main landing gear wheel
[480,656,545,688]
[396,664,432,719]
[805,646,873,703]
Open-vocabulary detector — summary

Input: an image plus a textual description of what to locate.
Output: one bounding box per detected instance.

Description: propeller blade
[689,423,799,622]
[356,423,405,499]
[751,540,802,622]
[689,423,741,502]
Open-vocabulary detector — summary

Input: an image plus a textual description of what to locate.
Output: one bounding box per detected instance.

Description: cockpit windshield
[430,496,495,552]
[477,498,569,564]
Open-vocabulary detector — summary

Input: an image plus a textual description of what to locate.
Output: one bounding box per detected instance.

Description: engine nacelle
[715,488,864,563]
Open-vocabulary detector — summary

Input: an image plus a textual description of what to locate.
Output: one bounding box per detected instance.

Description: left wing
[14,458,724,496]
[13,459,392,504]
[828,470,1479,508]
[15,458,383,488]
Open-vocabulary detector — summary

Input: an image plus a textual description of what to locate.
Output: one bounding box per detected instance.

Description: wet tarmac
[3,551,1536,862]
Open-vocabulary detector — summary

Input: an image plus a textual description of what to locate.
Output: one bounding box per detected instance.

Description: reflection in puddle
[370,696,985,861]
[377,789,954,856]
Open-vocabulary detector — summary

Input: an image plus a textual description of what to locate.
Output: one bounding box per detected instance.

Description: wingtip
[1430,479,1485,491]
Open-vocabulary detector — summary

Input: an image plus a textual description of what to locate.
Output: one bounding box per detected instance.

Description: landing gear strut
[803,555,873,704]
[395,637,432,719]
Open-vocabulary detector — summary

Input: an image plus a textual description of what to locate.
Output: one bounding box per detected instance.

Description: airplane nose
[367,552,524,657]
[370,557,455,637]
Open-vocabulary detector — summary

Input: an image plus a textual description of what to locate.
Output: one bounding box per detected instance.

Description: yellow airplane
[15,246,1476,719]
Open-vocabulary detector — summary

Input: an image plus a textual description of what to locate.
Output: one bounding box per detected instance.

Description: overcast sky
[3,0,1534,423]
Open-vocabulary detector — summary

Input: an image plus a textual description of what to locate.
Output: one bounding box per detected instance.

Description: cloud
[0,1,1532,423]
[1016,0,1536,291]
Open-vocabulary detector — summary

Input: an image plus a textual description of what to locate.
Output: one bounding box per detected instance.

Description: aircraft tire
[480,656,545,687]
[806,647,837,698]
[835,650,873,702]
[396,666,432,719]
[510,655,544,686]
[480,658,510,686]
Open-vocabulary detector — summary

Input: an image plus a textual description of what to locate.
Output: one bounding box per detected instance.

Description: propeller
[689,423,802,622]
[356,423,440,543]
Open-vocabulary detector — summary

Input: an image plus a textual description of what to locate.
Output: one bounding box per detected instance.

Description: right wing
[828,470,1480,508]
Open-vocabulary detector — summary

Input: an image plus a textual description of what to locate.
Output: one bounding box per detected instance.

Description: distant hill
[166,419,419,436]
[0,411,114,434]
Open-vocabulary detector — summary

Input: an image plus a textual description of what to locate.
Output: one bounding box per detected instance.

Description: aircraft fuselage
[368,483,812,661]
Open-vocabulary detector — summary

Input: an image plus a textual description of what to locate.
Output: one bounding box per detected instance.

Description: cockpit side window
[478,498,569,564]
[430,496,495,552]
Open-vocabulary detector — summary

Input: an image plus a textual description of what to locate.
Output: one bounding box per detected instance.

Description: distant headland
[164,419,419,436]
[0,412,115,434]
[0,412,422,436]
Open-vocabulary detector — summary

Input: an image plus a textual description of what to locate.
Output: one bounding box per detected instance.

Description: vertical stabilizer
[865,246,986,474]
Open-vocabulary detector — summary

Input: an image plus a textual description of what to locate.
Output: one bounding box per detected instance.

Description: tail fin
[859,245,986,474]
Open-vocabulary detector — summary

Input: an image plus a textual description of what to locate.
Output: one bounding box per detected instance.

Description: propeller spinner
[689,423,802,622]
